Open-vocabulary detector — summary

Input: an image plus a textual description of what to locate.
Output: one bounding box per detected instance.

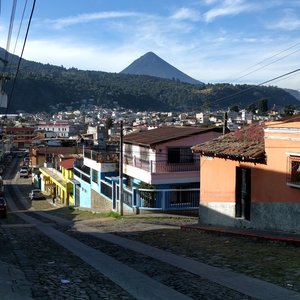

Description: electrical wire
[8,0,28,73]
[6,0,36,114]
[227,41,300,84]
[4,0,17,72]
[204,68,300,109]
[230,48,300,83]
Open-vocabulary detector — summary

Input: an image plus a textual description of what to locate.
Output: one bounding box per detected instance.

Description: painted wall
[200,157,239,203]
[79,179,91,208]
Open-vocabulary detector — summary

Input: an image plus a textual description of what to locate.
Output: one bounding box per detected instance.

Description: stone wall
[91,190,112,212]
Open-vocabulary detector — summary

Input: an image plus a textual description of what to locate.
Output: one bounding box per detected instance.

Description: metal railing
[123,187,133,207]
[101,180,113,199]
[84,149,119,163]
[139,188,199,210]
[124,155,200,173]
[97,180,199,211]
[151,160,200,173]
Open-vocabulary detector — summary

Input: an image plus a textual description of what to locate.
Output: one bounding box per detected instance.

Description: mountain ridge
[0,47,299,113]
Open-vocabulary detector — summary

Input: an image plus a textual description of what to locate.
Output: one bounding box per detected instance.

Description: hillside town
[0,102,298,224]
[2,0,300,298]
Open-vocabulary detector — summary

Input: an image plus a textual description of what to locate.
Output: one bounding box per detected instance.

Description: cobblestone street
[1,168,300,299]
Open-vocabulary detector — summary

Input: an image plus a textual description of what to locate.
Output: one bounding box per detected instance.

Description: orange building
[4,126,35,149]
[192,115,300,233]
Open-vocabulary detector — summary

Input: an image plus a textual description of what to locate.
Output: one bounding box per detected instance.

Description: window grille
[287,155,300,187]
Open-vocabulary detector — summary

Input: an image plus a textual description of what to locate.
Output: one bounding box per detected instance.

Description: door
[75,185,80,207]
[235,167,251,220]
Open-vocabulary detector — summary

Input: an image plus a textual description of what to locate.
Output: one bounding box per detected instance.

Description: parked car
[19,168,29,178]
[29,189,45,200]
[20,165,31,174]
[0,197,7,218]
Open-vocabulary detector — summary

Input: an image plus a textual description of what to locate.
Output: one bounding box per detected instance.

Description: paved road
[1,162,300,299]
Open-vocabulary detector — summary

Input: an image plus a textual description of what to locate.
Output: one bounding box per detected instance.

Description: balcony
[84,149,118,163]
[124,155,200,174]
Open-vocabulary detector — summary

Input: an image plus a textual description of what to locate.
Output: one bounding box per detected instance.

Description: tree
[105,116,113,130]
[246,103,257,114]
[229,105,239,112]
[258,98,268,114]
[284,105,295,116]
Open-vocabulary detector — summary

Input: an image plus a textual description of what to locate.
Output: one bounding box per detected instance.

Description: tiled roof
[59,158,75,169]
[123,126,221,147]
[192,123,266,163]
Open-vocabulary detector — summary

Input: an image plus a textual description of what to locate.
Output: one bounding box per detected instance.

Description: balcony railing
[139,188,200,210]
[84,149,119,163]
[124,155,200,173]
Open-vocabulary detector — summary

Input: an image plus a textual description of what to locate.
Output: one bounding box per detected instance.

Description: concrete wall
[251,202,300,232]
[199,202,236,227]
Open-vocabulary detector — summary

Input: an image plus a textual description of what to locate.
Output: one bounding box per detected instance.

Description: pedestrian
[52,196,55,204]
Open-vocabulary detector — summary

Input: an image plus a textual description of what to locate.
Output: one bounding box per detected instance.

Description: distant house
[4,126,35,149]
[37,121,85,138]
[192,116,300,233]
[30,145,82,168]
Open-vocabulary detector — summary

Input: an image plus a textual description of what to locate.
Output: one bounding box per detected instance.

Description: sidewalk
[181,223,300,245]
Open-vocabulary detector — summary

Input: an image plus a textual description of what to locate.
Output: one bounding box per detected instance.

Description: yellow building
[39,158,76,206]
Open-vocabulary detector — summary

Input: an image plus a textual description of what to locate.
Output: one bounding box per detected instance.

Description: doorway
[235,167,251,220]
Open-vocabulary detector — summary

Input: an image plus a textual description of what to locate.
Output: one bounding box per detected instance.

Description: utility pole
[119,120,124,216]
[223,111,228,135]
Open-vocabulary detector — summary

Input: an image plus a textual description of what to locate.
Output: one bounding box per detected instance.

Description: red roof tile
[59,158,75,169]
[192,123,266,163]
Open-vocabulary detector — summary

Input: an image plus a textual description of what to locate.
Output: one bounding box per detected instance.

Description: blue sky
[1,0,300,90]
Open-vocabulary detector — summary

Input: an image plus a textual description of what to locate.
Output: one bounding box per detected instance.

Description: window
[140,147,149,162]
[92,169,98,184]
[287,155,300,187]
[124,144,132,156]
[168,147,193,163]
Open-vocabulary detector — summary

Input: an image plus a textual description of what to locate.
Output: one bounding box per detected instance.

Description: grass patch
[47,207,121,221]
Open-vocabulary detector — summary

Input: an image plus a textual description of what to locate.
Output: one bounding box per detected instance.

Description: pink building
[192,116,300,233]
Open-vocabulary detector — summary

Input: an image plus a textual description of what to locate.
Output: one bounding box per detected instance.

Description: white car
[19,169,29,178]
[29,189,45,200]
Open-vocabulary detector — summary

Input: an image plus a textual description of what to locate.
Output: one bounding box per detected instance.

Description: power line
[259,68,300,86]
[227,41,300,84]
[205,68,300,108]
[8,0,29,72]
[6,0,36,114]
[4,0,17,71]
[231,48,300,83]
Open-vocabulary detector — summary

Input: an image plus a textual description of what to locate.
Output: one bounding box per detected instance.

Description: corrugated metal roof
[192,123,266,163]
[123,126,220,147]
